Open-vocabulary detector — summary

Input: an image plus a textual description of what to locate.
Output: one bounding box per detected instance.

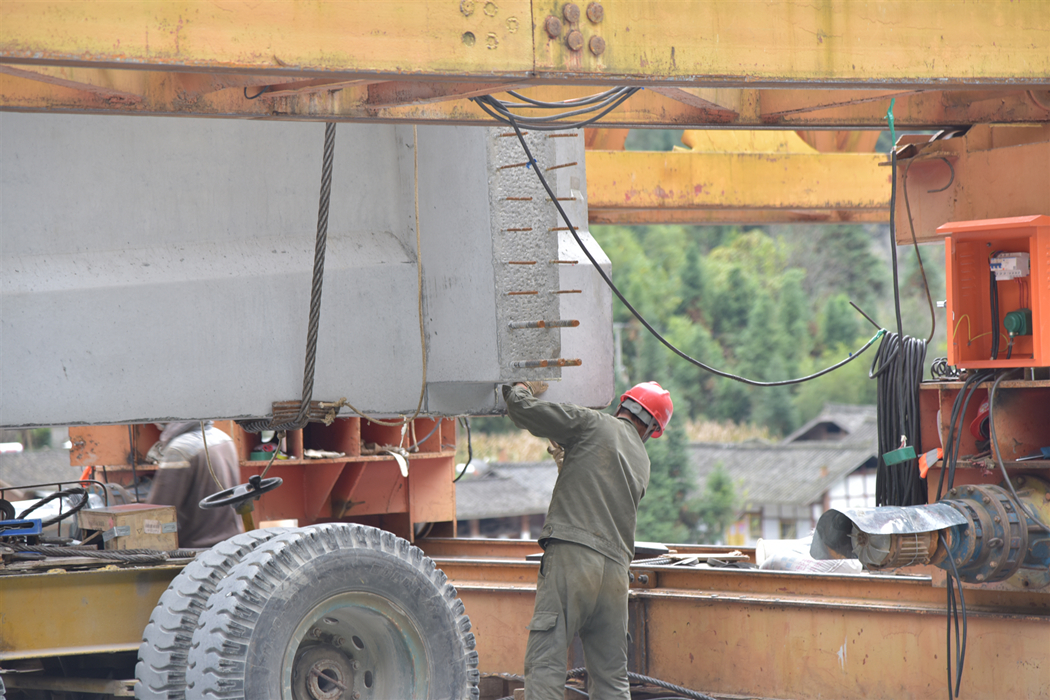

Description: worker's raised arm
[502,384,592,446]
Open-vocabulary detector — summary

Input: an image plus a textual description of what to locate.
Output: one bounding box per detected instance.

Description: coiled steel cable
[16,487,89,528]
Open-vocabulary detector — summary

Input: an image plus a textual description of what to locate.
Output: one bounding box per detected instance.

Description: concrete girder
[2,1,1048,88]
[586,131,891,225]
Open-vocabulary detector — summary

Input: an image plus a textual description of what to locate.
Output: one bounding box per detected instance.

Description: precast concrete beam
[0,115,612,426]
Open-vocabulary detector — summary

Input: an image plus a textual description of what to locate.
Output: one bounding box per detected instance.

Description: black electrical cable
[943,371,993,497]
[872,333,928,506]
[499,114,884,387]
[989,261,1001,360]
[472,89,642,131]
[940,531,967,699]
[16,487,89,528]
[453,417,473,483]
[989,370,1050,533]
[930,358,962,380]
[900,160,938,344]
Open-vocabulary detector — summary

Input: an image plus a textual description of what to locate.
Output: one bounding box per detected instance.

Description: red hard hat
[619,382,673,438]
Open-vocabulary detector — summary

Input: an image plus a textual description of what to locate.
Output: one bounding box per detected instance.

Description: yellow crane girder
[586,130,890,225]
[1,1,1049,126]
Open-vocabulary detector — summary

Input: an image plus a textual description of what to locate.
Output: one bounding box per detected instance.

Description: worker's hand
[547,440,565,472]
[515,380,549,397]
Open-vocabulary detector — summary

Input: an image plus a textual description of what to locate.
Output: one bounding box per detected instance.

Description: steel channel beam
[0,565,181,661]
[2,1,1047,88]
[3,69,1049,128]
[2,538,1047,699]
[585,149,890,224]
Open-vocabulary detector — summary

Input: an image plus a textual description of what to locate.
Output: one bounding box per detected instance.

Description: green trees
[592,222,904,437]
[694,464,739,545]
[635,421,698,544]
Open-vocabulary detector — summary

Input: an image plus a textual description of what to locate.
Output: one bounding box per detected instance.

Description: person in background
[146,421,241,548]
[503,380,673,700]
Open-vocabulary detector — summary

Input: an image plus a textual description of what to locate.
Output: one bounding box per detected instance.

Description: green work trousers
[524,540,631,700]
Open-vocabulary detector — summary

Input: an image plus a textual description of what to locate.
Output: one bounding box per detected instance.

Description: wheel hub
[293,645,355,700]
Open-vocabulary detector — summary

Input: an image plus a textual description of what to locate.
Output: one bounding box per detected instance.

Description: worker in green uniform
[503,380,674,700]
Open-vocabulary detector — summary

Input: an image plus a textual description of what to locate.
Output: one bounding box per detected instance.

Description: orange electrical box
[939,215,1050,369]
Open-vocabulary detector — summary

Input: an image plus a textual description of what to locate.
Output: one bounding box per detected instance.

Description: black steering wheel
[199,474,283,510]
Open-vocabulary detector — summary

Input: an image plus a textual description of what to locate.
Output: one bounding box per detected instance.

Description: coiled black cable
[16,487,89,529]
[871,333,928,506]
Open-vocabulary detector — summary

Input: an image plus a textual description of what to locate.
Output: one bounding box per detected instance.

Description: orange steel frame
[68,416,459,542]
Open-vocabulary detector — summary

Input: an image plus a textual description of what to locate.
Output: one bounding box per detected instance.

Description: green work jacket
[503,384,650,568]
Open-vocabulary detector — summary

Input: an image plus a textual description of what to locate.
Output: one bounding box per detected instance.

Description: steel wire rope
[239,122,429,434]
[495,111,884,387]
[566,668,717,700]
[5,542,169,565]
[238,121,337,433]
[316,124,429,428]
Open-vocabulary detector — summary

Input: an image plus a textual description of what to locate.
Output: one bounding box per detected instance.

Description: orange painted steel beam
[419,540,1050,698]
[892,124,1050,244]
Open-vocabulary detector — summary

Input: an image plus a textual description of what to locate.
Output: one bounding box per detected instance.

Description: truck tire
[135,528,291,699]
[186,523,480,700]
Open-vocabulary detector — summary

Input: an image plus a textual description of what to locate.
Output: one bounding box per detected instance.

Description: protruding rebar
[510,358,583,368]
[508,319,581,329]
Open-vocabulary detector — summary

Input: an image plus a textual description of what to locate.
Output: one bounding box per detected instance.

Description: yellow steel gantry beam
[586,130,891,225]
[1,1,1049,125]
[3,69,1049,128]
[3,1,1047,86]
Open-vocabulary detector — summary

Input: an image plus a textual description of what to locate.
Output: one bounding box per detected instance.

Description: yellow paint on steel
[589,207,889,226]
[586,131,890,223]
[3,66,1049,128]
[531,1,1050,87]
[3,2,1049,87]
[0,1,535,77]
[0,565,180,660]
